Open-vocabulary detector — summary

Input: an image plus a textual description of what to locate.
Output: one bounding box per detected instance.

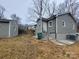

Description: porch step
[49,39,65,45]
[49,38,75,45]
[57,39,75,45]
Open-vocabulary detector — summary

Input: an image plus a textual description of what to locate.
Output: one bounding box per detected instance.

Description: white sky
[0,0,65,25]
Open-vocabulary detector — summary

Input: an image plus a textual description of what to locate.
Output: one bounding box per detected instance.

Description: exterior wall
[48,34,55,39]
[56,14,76,34]
[36,20,42,33]
[0,23,9,37]
[56,33,76,40]
[36,20,43,38]
[43,22,47,32]
[56,34,67,40]
[10,21,18,37]
[56,14,77,40]
[48,19,56,39]
[42,22,47,38]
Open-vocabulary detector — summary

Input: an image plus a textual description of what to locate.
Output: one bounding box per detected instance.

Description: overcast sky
[0,0,64,25]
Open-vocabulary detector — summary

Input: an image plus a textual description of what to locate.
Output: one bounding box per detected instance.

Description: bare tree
[56,3,66,15]
[0,5,5,19]
[46,1,56,16]
[29,0,57,21]
[31,0,50,19]
[56,0,79,16]
[65,0,77,15]
[64,0,79,22]
[11,14,17,20]
[11,14,21,24]
[28,8,39,22]
[27,0,51,25]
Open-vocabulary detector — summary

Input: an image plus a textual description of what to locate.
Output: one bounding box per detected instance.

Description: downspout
[41,18,44,38]
[55,18,57,39]
[47,21,49,40]
[9,21,11,37]
[42,18,43,33]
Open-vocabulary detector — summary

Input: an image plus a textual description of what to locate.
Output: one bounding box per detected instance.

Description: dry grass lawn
[0,34,79,59]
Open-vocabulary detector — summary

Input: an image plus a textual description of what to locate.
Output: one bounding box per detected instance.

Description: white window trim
[49,21,52,27]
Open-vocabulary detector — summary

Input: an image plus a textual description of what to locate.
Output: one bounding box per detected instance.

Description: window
[49,21,52,27]
[62,21,66,27]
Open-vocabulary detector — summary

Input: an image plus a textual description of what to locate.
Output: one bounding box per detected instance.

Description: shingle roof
[37,13,76,23]
[56,13,76,23]
[0,19,16,23]
[37,15,56,22]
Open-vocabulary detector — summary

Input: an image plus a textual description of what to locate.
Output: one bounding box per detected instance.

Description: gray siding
[56,14,77,40]
[48,19,56,38]
[36,14,77,40]
[56,14,76,34]
[0,23,9,37]
[10,21,18,37]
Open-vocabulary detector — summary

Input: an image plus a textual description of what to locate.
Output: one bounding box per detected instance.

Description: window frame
[62,20,66,27]
[49,21,52,27]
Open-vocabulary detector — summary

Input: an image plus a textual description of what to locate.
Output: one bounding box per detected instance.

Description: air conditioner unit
[66,35,76,41]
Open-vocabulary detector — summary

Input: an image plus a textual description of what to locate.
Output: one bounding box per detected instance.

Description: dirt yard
[0,34,79,59]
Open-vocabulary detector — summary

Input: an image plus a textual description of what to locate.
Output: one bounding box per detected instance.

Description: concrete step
[49,39,65,45]
[57,39,75,45]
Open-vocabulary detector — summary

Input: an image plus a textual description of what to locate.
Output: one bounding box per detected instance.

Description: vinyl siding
[36,20,42,33]
[56,14,76,34]
[48,19,56,38]
[0,23,9,37]
[10,21,18,37]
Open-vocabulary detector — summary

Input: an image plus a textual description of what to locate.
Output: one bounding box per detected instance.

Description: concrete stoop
[33,36,75,45]
[49,39,65,45]
[49,39,75,45]
[57,39,75,45]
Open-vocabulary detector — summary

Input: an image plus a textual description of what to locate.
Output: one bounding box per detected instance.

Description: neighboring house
[0,19,18,37]
[28,25,37,30]
[36,13,77,40]
[28,25,33,30]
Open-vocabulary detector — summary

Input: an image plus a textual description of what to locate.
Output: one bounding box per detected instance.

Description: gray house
[36,13,77,40]
[0,19,18,37]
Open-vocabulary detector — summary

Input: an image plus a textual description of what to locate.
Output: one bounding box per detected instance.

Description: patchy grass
[0,34,79,59]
